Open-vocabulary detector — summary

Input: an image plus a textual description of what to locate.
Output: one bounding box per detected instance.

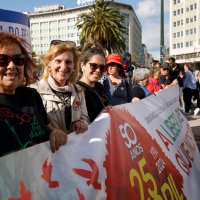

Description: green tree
[76,0,127,53]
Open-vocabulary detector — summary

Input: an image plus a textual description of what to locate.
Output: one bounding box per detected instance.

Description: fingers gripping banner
[0,85,200,199]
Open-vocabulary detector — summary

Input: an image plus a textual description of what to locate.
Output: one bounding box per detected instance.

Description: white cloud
[136,0,159,20]
[135,0,169,59]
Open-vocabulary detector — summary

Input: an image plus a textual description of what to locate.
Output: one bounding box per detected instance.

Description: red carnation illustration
[8,180,31,200]
[41,158,59,188]
[76,188,85,200]
[76,100,81,108]
[73,158,101,190]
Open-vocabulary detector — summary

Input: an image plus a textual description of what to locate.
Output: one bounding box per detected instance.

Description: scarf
[47,76,72,93]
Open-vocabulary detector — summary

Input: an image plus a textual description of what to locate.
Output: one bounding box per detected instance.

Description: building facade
[28,2,142,65]
[170,0,200,68]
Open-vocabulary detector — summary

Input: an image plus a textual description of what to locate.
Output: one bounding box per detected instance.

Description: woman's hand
[49,128,68,153]
[72,121,88,134]
[132,97,140,103]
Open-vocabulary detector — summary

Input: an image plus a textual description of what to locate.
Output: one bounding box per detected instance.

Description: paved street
[186,112,200,150]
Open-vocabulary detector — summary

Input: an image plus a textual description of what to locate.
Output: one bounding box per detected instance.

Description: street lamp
[160,0,164,64]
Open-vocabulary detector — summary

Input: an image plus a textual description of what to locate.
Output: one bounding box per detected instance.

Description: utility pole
[160,0,164,64]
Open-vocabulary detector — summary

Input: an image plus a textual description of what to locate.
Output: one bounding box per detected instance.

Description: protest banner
[0,9,30,42]
[0,85,200,200]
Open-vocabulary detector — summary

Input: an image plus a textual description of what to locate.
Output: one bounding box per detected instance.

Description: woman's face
[0,44,25,94]
[49,51,74,86]
[81,54,106,84]
[154,71,161,80]
[107,63,118,76]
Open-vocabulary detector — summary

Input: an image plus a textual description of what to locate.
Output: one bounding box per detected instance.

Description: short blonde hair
[41,43,80,84]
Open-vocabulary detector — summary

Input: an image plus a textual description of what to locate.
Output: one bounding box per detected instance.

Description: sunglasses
[88,63,107,73]
[0,54,26,67]
[50,40,76,47]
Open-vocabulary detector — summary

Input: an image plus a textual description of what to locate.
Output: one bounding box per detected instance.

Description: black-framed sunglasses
[0,54,26,67]
[50,39,76,47]
[88,63,107,73]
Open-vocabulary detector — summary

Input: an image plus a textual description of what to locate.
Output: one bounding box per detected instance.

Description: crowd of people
[0,31,200,157]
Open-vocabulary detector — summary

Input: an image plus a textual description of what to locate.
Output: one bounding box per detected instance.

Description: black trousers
[193,88,200,108]
[182,88,195,113]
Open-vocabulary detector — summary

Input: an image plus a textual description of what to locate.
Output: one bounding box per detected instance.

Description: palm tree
[76,0,127,54]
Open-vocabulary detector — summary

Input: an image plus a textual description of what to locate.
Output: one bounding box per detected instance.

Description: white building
[28,1,142,65]
[170,0,200,68]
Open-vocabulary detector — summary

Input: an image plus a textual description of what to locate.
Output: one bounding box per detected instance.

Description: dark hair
[117,65,125,76]
[0,31,37,85]
[80,42,106,64]
[168,57,175,62]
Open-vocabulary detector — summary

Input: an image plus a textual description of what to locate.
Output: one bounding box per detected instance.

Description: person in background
[168,57,184,86]
[193,70,200,115]
[181,63,197,115]
[131,68,151,102]
[122,52,134,83]
[146,67,163,93]
[168,57,185,110]
[151,59,161,68]
[103,53,133,105]
[159,62,171,89]
[77,43,110,123]
[30,40,89,134]
[0,32,67,157]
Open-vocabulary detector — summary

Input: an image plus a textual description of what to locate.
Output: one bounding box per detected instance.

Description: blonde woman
[30,40,89,134]
[146,67,163,93]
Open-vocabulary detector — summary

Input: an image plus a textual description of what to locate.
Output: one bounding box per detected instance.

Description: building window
[173,33,176,38]
[181,43,183,48]
[186,7,189,12]
[173,22,176,27]
[173,44,176,49]
[181,8,183,14]
[181,20,183,25]
[190,5,193,11]
[174,0,176,4]
[181,31,183,36]
[173,11,176,16]
[186,18,189,23]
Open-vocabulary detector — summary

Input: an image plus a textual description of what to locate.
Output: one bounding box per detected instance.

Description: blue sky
[0,0,169,59]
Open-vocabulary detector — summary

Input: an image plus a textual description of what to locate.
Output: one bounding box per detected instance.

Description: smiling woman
[29,40,89,134]
[77,42,111,122]
[0,32,67,157]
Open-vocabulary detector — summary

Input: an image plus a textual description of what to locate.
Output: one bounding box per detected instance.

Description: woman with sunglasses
[77,43,110,122]
[30,40,89,134]
[0,32,67,157]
